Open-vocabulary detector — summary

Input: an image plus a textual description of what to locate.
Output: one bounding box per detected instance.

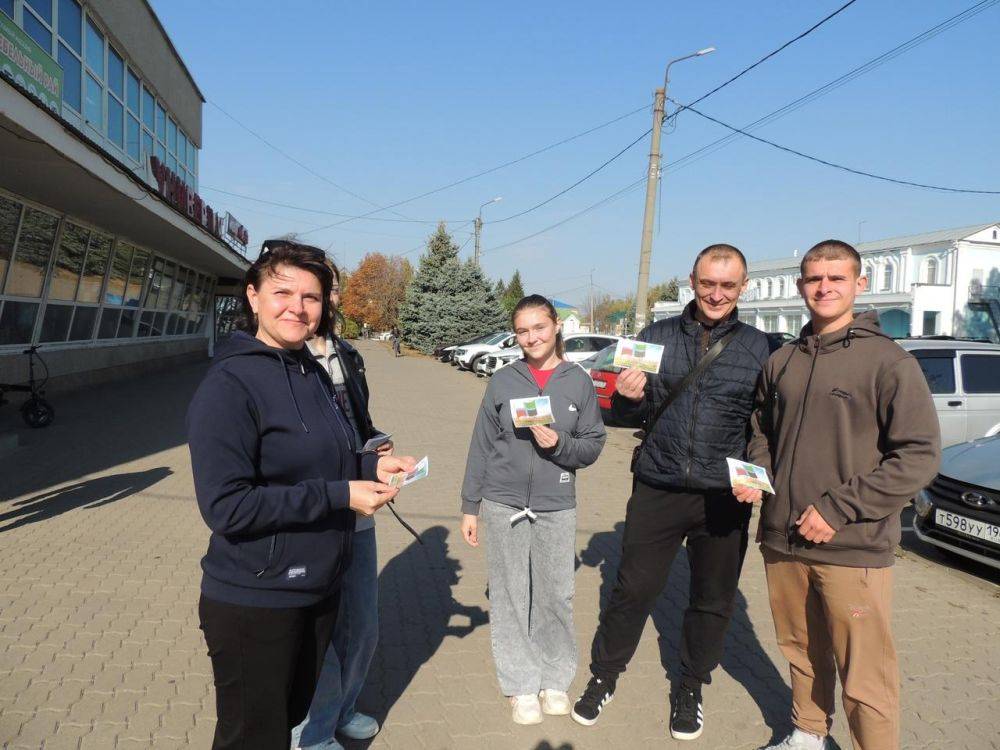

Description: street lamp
[474,196,502,266]
[634,46,715,332]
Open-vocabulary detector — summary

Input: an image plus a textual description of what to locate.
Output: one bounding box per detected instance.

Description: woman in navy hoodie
[187,241,415,750]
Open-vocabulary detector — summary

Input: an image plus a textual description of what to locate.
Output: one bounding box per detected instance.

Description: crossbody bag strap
[636,325,741,454]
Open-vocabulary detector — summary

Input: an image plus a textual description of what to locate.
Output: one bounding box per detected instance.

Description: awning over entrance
[0,78,248,280]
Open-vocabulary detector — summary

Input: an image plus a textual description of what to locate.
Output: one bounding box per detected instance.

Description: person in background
[461,295,607,726]
[292,258,393,750]
[188,240,416,750]
[746,240,940,750]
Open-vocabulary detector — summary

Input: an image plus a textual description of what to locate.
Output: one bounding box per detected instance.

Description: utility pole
[633,47,715,333]
[473,196,502,266]
[589,268,595,333]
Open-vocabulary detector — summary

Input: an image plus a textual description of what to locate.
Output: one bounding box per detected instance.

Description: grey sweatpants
[481,499,577,696]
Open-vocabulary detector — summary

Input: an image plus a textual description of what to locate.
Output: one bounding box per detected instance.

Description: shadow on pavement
[352,525,488,747]
[579,521,792,745]
[1,361,204,502]
[0,466,173,533]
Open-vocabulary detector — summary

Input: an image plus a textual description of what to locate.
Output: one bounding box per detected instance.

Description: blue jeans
[291,528,378,749]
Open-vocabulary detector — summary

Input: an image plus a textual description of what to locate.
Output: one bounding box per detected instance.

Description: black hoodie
[187,331,379,608]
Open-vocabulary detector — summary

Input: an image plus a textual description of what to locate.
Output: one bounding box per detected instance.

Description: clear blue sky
[151,0,999,308]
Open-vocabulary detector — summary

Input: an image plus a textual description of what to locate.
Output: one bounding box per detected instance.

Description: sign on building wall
[225,212,249,248]
[149,155,226,240]
[0,14,62,114]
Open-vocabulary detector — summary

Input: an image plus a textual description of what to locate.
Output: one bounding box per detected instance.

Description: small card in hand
[726,458,774,494]
[388,455,429,488]
[613,338,664,373]
[509,396,555,428]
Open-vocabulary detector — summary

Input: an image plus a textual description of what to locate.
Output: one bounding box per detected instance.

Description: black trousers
[199,593,340,750]
[589,481,751,691]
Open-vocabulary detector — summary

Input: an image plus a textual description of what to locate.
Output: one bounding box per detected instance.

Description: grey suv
[899,338,1000,448]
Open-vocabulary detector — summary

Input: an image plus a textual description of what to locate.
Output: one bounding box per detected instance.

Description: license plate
[592,379,606,389]
[935,508,1000,545]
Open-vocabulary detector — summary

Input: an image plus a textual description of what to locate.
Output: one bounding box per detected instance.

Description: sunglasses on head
[258,239,327,262]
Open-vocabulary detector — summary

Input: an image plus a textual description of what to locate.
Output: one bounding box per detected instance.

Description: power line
[673,0,861,114]
[664,0,1000,174]
[671,98,1000,195]
[483,174,648,255]
[200,185,467,224]
[488,1,863,228]
[490,129,652,223]
[208,100,412,220]
[295,103,651,236]
[482,0,997,255]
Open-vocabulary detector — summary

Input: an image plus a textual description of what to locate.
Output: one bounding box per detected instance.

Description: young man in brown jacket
[741,240,940,750]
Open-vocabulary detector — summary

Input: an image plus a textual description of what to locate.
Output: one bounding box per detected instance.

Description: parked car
[482,348,520,376]
[436,332,495,362]
[913,434,1000,570]
[453,332,517,370]
[585,344,623,423]
[563,334,622,363]
[898,338,1000,448]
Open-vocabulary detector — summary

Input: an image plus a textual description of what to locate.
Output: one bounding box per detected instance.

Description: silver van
[898,338,1000,448]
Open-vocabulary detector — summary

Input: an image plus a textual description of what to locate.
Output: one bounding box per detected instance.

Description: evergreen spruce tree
[494,278,507,298]
[399,223,508,352]
[501,269,525,315]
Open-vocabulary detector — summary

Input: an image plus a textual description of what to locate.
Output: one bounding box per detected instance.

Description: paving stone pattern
[1,341,997,749]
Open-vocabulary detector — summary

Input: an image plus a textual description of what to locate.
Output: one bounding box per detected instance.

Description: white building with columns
[652,223,1000,339]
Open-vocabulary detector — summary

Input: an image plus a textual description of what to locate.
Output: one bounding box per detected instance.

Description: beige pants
[762,547,899,750]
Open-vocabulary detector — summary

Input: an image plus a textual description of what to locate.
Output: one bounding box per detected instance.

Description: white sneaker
[539,689,571,715]
[510,694,543,725]
[763,729,828,750]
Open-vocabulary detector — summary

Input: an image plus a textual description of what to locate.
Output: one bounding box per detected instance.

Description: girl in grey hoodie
[461,295,606,726]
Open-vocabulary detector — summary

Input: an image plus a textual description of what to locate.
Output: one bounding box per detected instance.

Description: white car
[899,338,1000,447]
[453,332,517,370]
[480,333,621,375]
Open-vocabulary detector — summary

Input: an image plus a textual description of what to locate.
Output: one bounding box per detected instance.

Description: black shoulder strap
[637,325,741,452]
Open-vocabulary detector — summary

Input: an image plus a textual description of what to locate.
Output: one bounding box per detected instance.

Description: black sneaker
[571,675,616,726]
[670,686,704,740]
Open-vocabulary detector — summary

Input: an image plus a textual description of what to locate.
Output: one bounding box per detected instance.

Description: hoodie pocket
[239,533,281,578]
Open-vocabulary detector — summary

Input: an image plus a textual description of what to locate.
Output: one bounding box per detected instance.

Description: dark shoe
[571,675,615,726]
[670,686,704,740]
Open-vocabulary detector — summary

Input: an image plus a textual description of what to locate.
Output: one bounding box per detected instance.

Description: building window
[22,0,54,53]
[85,16,103,78]
[4,207,59,298]
[0,194,22,292]
[762,314,779,333]
[785,314,803,333]
[863,264,874,292]
[922,311,939,336]
[882,263,894,292]
[1,0,13,19]
[765,279,773,298]
[777,278,785,298]
[925,257,939,284]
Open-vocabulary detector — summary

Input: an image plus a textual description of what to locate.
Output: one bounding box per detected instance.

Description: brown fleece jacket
[748,310,940,567]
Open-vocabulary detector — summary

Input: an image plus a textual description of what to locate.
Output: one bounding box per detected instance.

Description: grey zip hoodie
[461,360,607,515]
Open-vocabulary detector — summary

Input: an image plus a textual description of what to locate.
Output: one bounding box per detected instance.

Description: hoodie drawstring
[276,352,310,433]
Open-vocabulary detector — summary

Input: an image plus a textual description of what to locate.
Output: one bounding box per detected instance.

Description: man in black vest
[572,245,770,741]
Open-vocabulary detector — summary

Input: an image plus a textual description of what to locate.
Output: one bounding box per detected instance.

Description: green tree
[494,278,507,298]
[399,223,507,352]
[501,269,525,315]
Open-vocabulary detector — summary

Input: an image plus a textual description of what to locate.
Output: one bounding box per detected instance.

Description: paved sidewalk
[1,340,998,749]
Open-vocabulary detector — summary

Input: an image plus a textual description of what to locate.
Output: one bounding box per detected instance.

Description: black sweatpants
[199,593,340,750]
[589,480,751,692]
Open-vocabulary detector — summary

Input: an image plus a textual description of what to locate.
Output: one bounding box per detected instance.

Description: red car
[579,344,622,423]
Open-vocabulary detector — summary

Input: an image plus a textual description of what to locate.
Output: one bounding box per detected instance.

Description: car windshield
[486,331,512,345]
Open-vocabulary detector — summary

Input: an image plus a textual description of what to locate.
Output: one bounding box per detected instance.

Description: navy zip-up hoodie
[187,331,379,608]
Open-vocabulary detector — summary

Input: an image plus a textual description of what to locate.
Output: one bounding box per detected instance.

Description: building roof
[556,308,579,320]
[747,222,999,273]
[141,0,206,103]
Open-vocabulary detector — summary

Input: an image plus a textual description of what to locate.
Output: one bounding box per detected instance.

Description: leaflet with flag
[509,396,555,428]
[613,338,664,373]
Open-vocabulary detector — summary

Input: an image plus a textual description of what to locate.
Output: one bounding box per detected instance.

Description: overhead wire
[486,0,863,227]
[671,99,1000,195]
[483,0,996,255]
[663,0,1000,174]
